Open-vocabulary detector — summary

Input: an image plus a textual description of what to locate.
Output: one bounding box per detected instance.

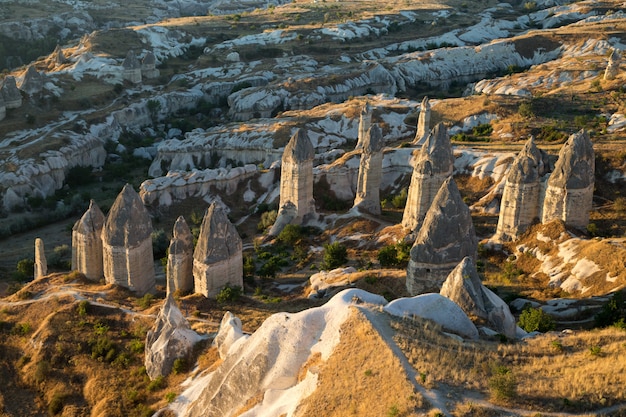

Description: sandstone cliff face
[541,129,595,230]
[34,237,47,280]
[278,129,315,224]
[406,177,478,295]
[493,137,545,242]
[102,185,155,295]
[71,200,105,282]
[402,123,454,234]
[167,216,194,295]
[145,295,200,380]
[440,257,517,339]
[413,96,430,145]
[193,203,243,297]
[353,124,384,215]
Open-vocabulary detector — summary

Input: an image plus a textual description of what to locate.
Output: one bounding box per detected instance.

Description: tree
[323,242,347,269]
[518,306,555,332]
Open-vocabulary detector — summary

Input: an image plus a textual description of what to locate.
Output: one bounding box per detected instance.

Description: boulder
[145,295,201,379]
[402,123,455,234]
[166,216,194,295]
[102,184,155,295]
[541,129,595,230]
[71,200,105,281]
[353,124,384,215]
[193,203,243,297]
[440,257,517,338]
[406,177,478,295]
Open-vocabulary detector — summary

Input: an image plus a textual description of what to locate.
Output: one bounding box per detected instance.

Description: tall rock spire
[34,238,47,279]
[402,123,454,234]
[406,177,478,295]
[167,216,194,295]
[102,184,155,295]
[493,137,545,242]
[353,124,384,214]
[541,129,595,230]
[193,203,243,297]
[72,200,105,281]
[356,101,372,149]
[413,96,431,145]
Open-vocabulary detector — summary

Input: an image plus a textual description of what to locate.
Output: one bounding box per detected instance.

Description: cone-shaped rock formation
[1,76,22,109]
[353,124,384,214]
[167,216,194,295]
[122,50,142,84]
[413,96,431,145]
[72,200,105,281]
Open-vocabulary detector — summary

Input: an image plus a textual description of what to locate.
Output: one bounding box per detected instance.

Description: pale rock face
[1,76,22,108]
[193,203,243,297]
[413,96,430,145]
[440,257,517,338]
[167,216,194,295]
[19,66,44,95]
[141,52,160,79]
[53,45,67,65]
[122,50,142,84]
[102,184,155,295]
[278,129,315,224]
[541,130,595,230]
[402,123,454,234]
[353,124,384,215]
[493,137,545,242]
[268,201,297,237]
[406,177,478,295]
[604,48,621,81]
[72,200,105,281]
[145,295,200,380]
[355,102,372,150]
[34,238,47,279]
[213,311,247,359]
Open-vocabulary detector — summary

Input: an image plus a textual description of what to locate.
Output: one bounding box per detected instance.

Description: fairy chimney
[166,216,194,295]
[19,66,44,96]
[122,50,142,84]
[353,124,384,214]
[102,184,155,295]
[604,48,621,81]
[193,203,243,297]
[413,96,431,145]
[1,76,23,109]
[72,200,105,281]
[541,130,595,230]
[141,52,160,79]
[53,45,67,66]
[356,102,372,149]
[406,177,478,295]
[34,238,47,279]
[402,123,455,234]
[493,137,546,242]
[277,128,315,223]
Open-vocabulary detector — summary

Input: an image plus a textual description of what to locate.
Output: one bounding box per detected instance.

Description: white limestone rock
[277,129,315,224]
[355,101,372,150]
[34,237,47,279]
[353,124,384,215]
[72,200,105,281]
[604,48,621,81]
[213,311,247,359]
[167,216,194,295]
[145,295,201,380]
[413,96,430,145]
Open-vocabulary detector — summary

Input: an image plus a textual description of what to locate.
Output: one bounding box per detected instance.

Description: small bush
[518,101,534,119]
[34,360,50,384]
[595,291,626,327]
[137,293,154,310]
[165,392,177,403]
[472,123,493,137]
[257,210,277,231]
[77,300,90,317]
[151,229,169,260]
[378,242,411,268]
[518,306,555,333]
[48,392,66,415]
[147,375,165,392]
[216,284,242,304]
[323,242,347,269]
[277,224,302,245]
[488,365,517,402]
[172,358,188,374]
[589,345,602,356]
[16,258,34,280]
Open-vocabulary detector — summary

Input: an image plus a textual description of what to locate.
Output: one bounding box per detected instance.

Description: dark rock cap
[507,136,543,184]
[142,51,157,66]
[415,122,454,175]
[283,129,315,162]
[103,184,153,247]
[194,203,241,264]
[123,50,141,69]
[547,129,595,189]
[73,199,105,234]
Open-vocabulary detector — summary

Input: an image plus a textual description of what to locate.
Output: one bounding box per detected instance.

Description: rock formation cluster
[71,200,105,282]
[34,237,47,280]
[102,184,156,295]
[193,203,243,297]
[166,216,194,295]
[413,96,431,145]
[406,177,478,295]
[402,123,455,234]
[353,124,384,215]
[541,130,595,230]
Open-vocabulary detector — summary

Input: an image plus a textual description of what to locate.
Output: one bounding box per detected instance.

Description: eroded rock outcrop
[193,203,243,297]
[71,200,105,282]
[413,96,430,145]
[493,137,546,242]
[213,311,246,360]
[145,295,200,380]
[356,101,372,150]
[19,66,44,96]
[0,76,22,108]
[402,123,454,234]
[271,129,315,235]
[141,52,160,79]
[541,129,595,230]
[102,184,155,295]
[604,48,621,81]
[122,50,142,84]
[406,177,478,295]
[34,237,47,279]
[440,257,517,339]
[353,124,384,215]
[166,216,194,295]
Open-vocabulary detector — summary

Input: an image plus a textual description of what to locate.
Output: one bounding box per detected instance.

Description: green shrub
[137,293,154,310]
[34,360,50,384]
[78,300,90,317]
[323,242,347,269]
[518,306,555,333]
[488,365,517,402]
[216,284,242,304]
[147,375,165,392]
[165,392,177,403]
[16,258,34,280]
[11,322,32,336]
[391,188,408,209]
[472,123,493,137]
[128,339,144,354]
[277,224,302,245]
[518,101,534,119]
[595,291,626,327]
[172,358,188,374]
[378,242,411,268]
[257,210,277,231]
[151,229,169,259]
